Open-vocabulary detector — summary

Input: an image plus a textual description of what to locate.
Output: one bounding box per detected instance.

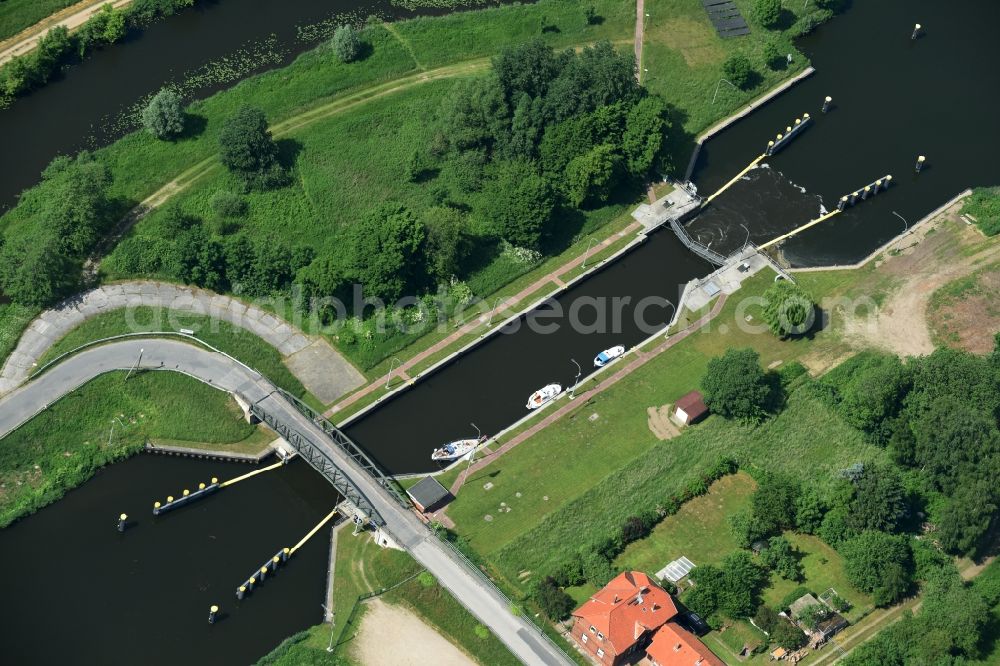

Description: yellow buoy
[211,477,218,484]
[167,496,174,502]
[120,513,127,521]
[199,483,205,490]
[183,489,190,496]
[154,501,161,508]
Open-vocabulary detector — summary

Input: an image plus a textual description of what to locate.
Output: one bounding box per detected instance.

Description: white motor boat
[526,383,563,410]
[431,436,487,462]
[594,345,625,367]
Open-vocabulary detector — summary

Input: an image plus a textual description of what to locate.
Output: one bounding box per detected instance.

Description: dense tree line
[0,0,197,108]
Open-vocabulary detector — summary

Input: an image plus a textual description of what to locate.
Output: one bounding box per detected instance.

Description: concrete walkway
[0,280,364,403]
[446,293,729,497]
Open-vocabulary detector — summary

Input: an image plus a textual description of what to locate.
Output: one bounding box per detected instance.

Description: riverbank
[0,0,131,65]
[0,369,266,527]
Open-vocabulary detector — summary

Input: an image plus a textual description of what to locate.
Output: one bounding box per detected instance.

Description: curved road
[0,338,571,666]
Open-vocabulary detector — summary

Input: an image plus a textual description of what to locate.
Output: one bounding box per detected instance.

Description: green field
[34,305,313,402]
[0,302,39,364]
[0,370,264,527]
[0,0,77,41]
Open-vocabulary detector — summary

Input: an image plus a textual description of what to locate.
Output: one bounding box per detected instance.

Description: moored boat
[431,436,487,462]
[594,345,625,367]
[526,383,563,409]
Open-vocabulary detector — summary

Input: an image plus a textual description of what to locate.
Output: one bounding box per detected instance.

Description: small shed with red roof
[673,391,708,425]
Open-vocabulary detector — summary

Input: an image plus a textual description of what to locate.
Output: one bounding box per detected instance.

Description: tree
[688,552,768,620]
[342,204,426,303]
[762,279,814,337]
[762,37,782,70]
[751,474,800,536]
[620,514,653,544]
[751,0,783,28]
[479,159,555,249]
[331,24,361,63]
[621,95,668,177]
[218,105,287,190]
[760,535,803,581]
[836,354,911,442]
[936,479,998,556]
[722,53,755,90]
[421,206,469,281]
[0,232,77,306]
[563,143,621,207]
[909,396,1000,494]
[848,463,907,533]
[38,153,113,256]
[492,38,562,103]
[580,550,614,587]
[795,489,825,534]
[701,348,772,422]
[210,190,248,219]
[142,88,185,140]
[534,576,575,620]
[841,531,913,606]
[769,618,808,650]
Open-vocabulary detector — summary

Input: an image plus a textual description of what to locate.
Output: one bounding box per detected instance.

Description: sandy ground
[350,598,476,666]
[647,404,681,440]
[842,208,1000,357]
[0,0,132,66]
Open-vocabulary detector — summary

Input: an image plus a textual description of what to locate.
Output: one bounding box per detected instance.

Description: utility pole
[123,348,144,382]
[581,237,597,270]
[385,357,402,389]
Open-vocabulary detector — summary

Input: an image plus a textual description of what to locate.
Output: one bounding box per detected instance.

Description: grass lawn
[442,265,896,592]
[0,302,39,364]
[641,0,832,163]
[0,0,76,42]
[0,370,263,527]
[615,472,757,574]
[257,528,520,665]
[35,306,312,402]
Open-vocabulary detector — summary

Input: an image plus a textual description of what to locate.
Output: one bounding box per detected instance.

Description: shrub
[722,53,755,90]
[331,24,362,63]
[762,279,815,338]
[142,88,185,140]
[217,105,288,190]
[417,571,436,587]
[841,531,913,606]
[751,0,783,28]
[534,576,575,620]
[473,624,490,640]
[702,348,772,422]
[210,190,249,218]
[770,619,807,650]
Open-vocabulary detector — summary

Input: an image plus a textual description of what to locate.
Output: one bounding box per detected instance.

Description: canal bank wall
[684,66,816,181]
[787,188,973,272]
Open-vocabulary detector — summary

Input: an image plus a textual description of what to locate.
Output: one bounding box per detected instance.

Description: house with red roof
[644,621,725,666]
[569,571,724,666]
[569,571,678,665]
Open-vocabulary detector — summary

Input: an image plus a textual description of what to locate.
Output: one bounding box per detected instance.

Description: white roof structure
[656,556,696,583]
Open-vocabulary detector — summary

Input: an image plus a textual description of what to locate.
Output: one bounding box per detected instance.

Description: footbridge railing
[246,397,388,527]
[670,218,727,266]
[276,389,410,508]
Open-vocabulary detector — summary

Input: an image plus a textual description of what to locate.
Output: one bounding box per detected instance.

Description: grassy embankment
[0,0,78,42]
[0,370,269,528]
[33,306,314,404]
[438,263,896,590]
[257,529,520,666]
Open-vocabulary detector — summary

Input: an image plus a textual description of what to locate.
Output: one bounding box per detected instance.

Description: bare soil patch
[350,598,475,666]
[842,210,1000,357]
[646,404,681,440]
[927,267,1000,354]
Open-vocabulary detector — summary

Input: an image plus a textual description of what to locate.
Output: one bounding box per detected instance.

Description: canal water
[687,0,1000,266]
[0,455,339,665]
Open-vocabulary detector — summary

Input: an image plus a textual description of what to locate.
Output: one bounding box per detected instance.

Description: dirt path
[0,0,132,66]
[635,0,645,80]
[842,208,1000,357]
[351,598,476,666]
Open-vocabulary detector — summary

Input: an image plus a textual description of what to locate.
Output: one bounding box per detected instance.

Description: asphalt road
[0,338,572,666]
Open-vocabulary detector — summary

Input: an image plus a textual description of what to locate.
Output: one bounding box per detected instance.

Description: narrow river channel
[1,0,997,663]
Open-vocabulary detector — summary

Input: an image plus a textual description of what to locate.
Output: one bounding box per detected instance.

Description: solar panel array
[702,0,751,38]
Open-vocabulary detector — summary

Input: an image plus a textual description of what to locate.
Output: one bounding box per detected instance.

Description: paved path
[447,293,729,497]
[0,280,364,403]
[0,0,132,66]
[327,223,641,419]
[0,338,572,666]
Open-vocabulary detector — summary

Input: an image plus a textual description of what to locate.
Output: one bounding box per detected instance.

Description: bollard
[182,489,190,497]
[884,174,893,189]
[822,96,832,113]
[153,501,161,514]
[915,155,925,173]
[282,547,290,562]
[794,118,801,126]
[247,577,255,591]
[117,513,127,532]
[260,566,268,582]
[211,477,218,484]
[837,196,847,211]
[912,23,921,40]
[167,495,174,503]
[237,586,246,600]
[862,186,872,200]
[849,191,859,205]
[873,179,882,195]
[272,556,281,572]
[198,483,206,490]
[209,605,219,624]
[766,140,775,156]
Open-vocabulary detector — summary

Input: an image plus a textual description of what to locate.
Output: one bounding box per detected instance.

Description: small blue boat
[594,345,625,367]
